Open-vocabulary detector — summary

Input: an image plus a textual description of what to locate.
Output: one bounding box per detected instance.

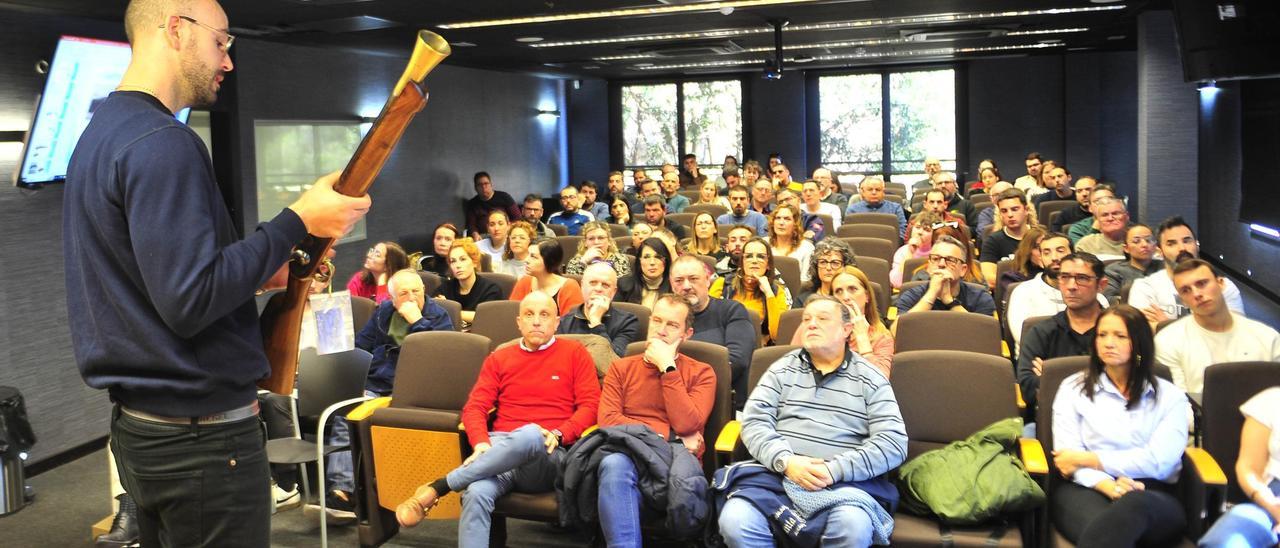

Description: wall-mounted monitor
[14,35,189,188]
[1173,0,1280,83]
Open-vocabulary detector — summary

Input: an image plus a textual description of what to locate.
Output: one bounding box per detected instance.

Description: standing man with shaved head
[64,1,371,545]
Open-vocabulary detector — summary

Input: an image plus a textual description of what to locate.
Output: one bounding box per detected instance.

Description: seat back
[1036,200,1075,229]
[973,200,994,219]
[693,254,718,275]
[776,308,804,346]
[838,224,899,245]
[351,296,377,334]
[666,212,696,228]
[390,331,490,410]
[296,347,373,417]
[840,236,896,265]
[436,299,463,332]
[852,256,891,298]
[869,281,889,320]
[885,182,908,196]
[884,194,905,207]
[613,235,632,253]
[901,256,927,285]
[892,350,1018,459]
[773,256,803,298]
[610,301,651,342]
[548,223,568,236]
[1203,361,1280,503]
[748,345,800,396]
[685,203,728,218]
[1019,315,1053,350]
[470,300,523,351]
[893,311,1002,356]
[843,212,899,230]
[608,224,631,238]
[677,189,701,202]
[418,271,443,296]
[1035,356,1092,471]
[477,272,518,299]
[556,236,582,264]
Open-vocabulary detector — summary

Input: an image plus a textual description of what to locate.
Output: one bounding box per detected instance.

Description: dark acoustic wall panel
[1137,10,1199,225]
[1198,80,1280,294]
[966,55,1066,186]
[233,38,566,281]
[567,78,610,185]
[0,9,124,465]
[1100,51,1140,203]
[749,75,807,174]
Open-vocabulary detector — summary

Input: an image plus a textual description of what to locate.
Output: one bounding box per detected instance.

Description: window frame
[609,75,750,182]
[252,119,367,243]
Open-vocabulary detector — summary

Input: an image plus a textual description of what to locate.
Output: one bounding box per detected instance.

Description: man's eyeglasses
[927,254,964,268]
[168,15,235,53]
[1057,273,1097,285]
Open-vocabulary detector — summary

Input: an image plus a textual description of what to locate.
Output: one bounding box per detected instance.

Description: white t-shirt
[803,201,845,231]
[1128,269,1244,320]
[1240,387,1280,484]
[1006,273,1108,348]
[775,239,815,285]
[1155,313,1280,395]
[476,238,507,268]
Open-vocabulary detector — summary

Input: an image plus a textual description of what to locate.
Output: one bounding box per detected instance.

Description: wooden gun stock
[258,31,450,395]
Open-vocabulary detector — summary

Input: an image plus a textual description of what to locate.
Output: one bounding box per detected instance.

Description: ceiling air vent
[901,28,1008,42]
[636,40,745,57]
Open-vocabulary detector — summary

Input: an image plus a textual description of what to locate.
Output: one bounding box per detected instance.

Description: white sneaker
[273,483,302,513]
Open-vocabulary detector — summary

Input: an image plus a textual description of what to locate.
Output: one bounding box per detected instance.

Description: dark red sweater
[461,337,601,447]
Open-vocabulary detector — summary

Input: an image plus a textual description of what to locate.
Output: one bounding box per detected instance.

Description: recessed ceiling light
[1107,35,1126,40]
[633,42,1063,71]
[532,5,1125,48]
[452,41,477,47]
[583,65,601,70]
[438,0,824,29]
[1091,0,1123,3]
[516,36,543,43]
[635,62,654,67]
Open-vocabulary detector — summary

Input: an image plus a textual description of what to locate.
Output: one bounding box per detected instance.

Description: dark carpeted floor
[0,445,587,548]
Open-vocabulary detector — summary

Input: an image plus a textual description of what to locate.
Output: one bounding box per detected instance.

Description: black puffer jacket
[557,424,708,540]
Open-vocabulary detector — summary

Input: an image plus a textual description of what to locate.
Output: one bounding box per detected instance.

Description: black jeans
[110,405,271,548]
[1052,479,1186,547]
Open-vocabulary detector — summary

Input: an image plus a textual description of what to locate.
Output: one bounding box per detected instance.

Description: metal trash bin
[0,386,36,516]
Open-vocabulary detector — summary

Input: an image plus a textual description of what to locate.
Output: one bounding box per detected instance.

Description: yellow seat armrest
[1020,437,1048,475]
[346,397,392,421]
[1185,447,1227,485]
[715,420,741,454]
[887,307,898,322]
[1015,384,1026,410]
[582,425,599,438]
[1002,340,1011,359]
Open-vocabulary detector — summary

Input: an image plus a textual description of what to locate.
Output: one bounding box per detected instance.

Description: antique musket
[258,31,451,394]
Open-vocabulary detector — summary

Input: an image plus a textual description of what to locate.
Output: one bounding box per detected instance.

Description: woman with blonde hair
[563,221,632,276]
[681,212,724,258]
[498,221,536,278]
[711,237,792,345]
[766,203,814,284]
[694,178,731,209]
[791,266,893,377]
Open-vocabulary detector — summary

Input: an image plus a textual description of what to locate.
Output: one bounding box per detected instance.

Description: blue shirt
[845,200,907,238]
[64,92,307,416]
[1052,372,1188,487]
[548,210,594,235]
[895,281,996,316]
[717,211,769,237]
[664,193,691,213]
[585,201,610,223]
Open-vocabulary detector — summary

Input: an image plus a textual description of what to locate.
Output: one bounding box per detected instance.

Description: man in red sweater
[596,294,717,546]
[395,292,600,541]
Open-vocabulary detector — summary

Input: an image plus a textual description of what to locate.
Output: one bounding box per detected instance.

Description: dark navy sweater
[64,92,307,416]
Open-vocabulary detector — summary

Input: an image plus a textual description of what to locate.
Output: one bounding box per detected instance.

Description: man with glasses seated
[1075,197,1131,261]
[557,261,640,358]
[1049,176,1098,233]
[310,269,454,522]
[903,190,968,237]
[1006,233,1108,350]
[548,186,595,236]
[845,176,907,239]
[932,171,978,228]
[771,162,802,193]
[894,235,995,319]
[1017,253,1109,421]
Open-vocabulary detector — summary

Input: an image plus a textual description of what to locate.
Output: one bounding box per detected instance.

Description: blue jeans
[111,405,270,547]
[324,390,378,494]
[446,424,565,548]
[1199,480,1280,547]
[597,453,645,548]
[718,496,874,548]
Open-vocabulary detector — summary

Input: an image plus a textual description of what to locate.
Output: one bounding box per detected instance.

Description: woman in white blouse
[766,204,814,284]
[1051,304,1190,547]
[1198,386,1280,547]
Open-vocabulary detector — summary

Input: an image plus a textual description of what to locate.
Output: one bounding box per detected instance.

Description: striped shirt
[742,348,907,483]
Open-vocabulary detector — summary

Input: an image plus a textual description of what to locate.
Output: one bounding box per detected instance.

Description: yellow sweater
[709,275,791,344]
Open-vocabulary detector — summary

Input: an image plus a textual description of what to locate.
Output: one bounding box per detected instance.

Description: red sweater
[461,337,600,447]
[598,353,717,457]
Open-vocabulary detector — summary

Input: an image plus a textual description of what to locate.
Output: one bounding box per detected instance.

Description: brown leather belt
[120,401,259,425]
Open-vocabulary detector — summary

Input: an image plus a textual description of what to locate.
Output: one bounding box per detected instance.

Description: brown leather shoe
[395,484,439,528]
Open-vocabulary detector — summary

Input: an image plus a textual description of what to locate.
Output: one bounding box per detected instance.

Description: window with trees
[254,121,366,242]
[819,68,956,187]
[620,79,742,183]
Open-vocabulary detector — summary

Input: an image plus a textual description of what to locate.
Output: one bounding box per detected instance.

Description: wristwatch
[772,452,792,473]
